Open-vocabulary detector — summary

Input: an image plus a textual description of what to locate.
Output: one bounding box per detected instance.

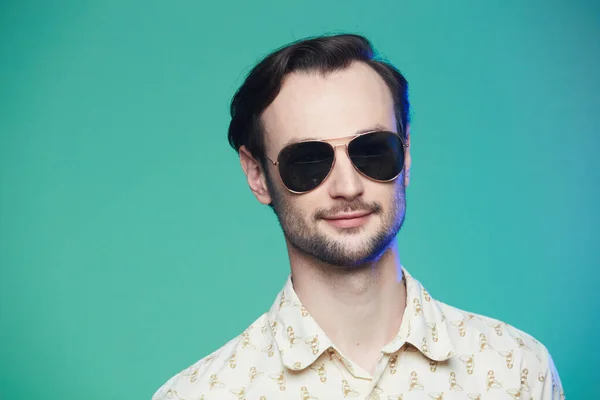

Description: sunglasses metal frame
[264,130,410,194]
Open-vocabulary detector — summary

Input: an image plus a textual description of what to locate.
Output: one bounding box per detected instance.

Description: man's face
[259,62,409,267]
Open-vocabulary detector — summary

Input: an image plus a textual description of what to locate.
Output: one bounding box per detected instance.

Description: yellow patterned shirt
[152,267,564,400]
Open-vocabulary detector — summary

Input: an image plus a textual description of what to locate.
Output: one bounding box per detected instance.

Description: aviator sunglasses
[265,130,409,194]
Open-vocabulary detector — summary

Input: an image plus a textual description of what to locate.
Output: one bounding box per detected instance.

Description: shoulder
[437,301,564,397]
[151,313,272,400]
[437,300,555,370]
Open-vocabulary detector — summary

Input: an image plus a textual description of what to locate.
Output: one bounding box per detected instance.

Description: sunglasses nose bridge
[330,142,348,150]
[330,143,350,165]
[326,144,365,199]
[328,144,361,178]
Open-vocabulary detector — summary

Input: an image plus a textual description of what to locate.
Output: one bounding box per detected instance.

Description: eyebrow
[281,124,393,148]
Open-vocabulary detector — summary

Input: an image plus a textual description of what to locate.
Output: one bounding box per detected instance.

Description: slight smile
[323,211,372,229]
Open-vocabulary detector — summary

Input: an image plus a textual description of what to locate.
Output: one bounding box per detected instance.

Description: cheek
[294,194,324,217]
[369,181,401,203]
[374,183,405,218]
[272,187,316,218]
[282,191,331,223]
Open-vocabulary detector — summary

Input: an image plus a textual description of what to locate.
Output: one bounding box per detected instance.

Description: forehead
[261,62,396,152]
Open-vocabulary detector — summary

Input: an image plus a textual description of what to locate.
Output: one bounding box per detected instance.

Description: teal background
[1,0,598,398]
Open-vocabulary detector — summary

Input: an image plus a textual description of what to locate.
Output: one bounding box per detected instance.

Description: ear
[403,125,411,187]
[239,145,273,205]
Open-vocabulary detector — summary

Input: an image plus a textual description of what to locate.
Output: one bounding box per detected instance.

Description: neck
[288,242,406,369]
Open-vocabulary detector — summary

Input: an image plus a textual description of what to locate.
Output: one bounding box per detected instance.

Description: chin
[325,234,394,264]
[326,226,368,237]
[319,246,390,268]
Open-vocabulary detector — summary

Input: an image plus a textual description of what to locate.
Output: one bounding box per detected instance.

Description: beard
[266,171,406,268]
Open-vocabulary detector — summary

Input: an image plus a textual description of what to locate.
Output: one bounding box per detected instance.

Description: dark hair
[227,33,410,165]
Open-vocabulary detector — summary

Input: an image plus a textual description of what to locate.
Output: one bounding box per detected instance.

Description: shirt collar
[381,267,455,361]
[267,274,334,371]
[267,266,455,371]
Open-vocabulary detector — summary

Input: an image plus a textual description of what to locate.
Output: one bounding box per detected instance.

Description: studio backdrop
[1,0,598,398]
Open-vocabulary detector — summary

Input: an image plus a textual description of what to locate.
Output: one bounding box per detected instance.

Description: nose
[327,145,364,200]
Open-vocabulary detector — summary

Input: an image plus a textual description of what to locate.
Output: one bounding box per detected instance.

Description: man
[153,34,564,400]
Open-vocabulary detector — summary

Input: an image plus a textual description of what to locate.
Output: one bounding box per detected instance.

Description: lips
[322,211,373,228]
[324,210,372,220]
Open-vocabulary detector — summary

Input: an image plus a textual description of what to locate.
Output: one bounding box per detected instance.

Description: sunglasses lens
[348,131,405,181]
[278,141,334,192]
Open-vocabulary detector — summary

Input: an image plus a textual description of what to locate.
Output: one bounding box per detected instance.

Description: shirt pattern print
[153,267,564,400]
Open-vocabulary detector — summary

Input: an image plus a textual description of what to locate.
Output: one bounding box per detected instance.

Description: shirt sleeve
[533,345,565,400]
